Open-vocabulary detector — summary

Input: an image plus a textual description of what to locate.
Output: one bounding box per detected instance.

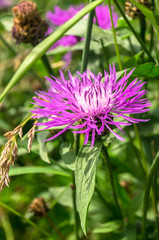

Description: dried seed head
[0,140,18,191]
[29,198,49,217]
[125,0,152,18]
[12,1,48,45]
[4,125,23,140]
[27,124,36,153]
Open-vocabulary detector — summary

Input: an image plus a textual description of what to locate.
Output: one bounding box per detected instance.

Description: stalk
[0,34,16,55]
[113,0,155,62]
[41,54,54,76]
[80,0,95,72]
[73,1,96,238]
[0,201,50,238]
[142,151,159,239]
[102,144,122,218]
[108,0,122,71]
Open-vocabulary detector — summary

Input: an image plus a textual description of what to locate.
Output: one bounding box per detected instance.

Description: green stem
[41,54,54,76]
[73,2,96,237]
[133,121,148,176]
[94,14,109,71]
[80,0,95,72]
[46,216,66,240]
[149,25,154,53]
[102,144,122,218]
[142,151,159,240]
[0,35,16,55]
[139,16,146,43]
[128,37,136,55]
[0,201,50,238]
[152,173,159,239]
[72,173,79,240]
[126,129,146,177]
[113,0,155,62]
[108,0,122,71]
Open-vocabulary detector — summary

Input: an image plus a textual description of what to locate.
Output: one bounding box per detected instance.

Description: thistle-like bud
[29,198,49,217]
[12,1,48,45]
[125,0,152,18]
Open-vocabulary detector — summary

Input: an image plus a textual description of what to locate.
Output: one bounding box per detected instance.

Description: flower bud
[125,0,152,18]
[12,1,48,45]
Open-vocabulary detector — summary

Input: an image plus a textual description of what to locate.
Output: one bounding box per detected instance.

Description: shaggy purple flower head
[31,65,151,147]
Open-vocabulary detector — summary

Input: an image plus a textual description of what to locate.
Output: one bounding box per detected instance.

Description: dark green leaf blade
[75,141,102,235]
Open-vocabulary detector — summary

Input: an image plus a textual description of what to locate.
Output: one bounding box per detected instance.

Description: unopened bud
[12,1,48,45]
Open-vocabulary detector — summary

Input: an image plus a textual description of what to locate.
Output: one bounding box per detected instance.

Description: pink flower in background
[95,5,118,29]
[31,65,151,147]
[0,0,11,8]
[46,5,84,48]
[46,4,119,48]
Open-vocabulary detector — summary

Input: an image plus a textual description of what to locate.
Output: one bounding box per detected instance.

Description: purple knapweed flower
[31,65,151,147]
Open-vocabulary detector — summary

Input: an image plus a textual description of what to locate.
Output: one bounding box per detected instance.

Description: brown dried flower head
[125,0,152,18]
[12,1,48,45]
[29,198,49,217]
[0,125,22,191]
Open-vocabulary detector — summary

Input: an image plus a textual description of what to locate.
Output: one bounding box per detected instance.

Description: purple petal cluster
[31,65,151,147]
[46,4,119,48]
[46,5,83,48]
[0,0,11,8]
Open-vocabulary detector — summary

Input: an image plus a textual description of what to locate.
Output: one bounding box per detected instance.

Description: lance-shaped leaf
[75,141,102,235]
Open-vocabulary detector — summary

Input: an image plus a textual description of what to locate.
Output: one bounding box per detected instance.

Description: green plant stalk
[133,119,159,236]
[152,173,159,239]
[108,0,122,71]
[46,216,66,240]
[94,14,109,71]
[126,129,146,177]
[72,173,79,240]
[0,0,104,102]
[139,16,146,43]
[128,37,136,55]
[142,151,159,240]
[102,144,122,219]
[113,0,155,62]
[41,54,54,76]
[73,2,96,237]
[0,212,14,240]
[133,121,148,176]
[0,201,50,238]
[80,1,95,72]
[0,34,16,55]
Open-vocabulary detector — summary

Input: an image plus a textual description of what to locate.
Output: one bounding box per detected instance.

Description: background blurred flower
[0,0,11,9]
[46,4,119,68]
[12,1,48,45]
[31,65,151,147]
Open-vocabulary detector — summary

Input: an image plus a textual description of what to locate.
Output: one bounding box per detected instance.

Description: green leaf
[133,62,159,78]
[123,224,136,240]
[9,166,71,177]
[0,0,104,102]
[129,0,159,36]
[0,13,13,32]
[37,131,50,163]
[60,142,76,170]
[93,220,122,234]
[66,18,122,45]
[75,141,102,235]
[49,186,72,208]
